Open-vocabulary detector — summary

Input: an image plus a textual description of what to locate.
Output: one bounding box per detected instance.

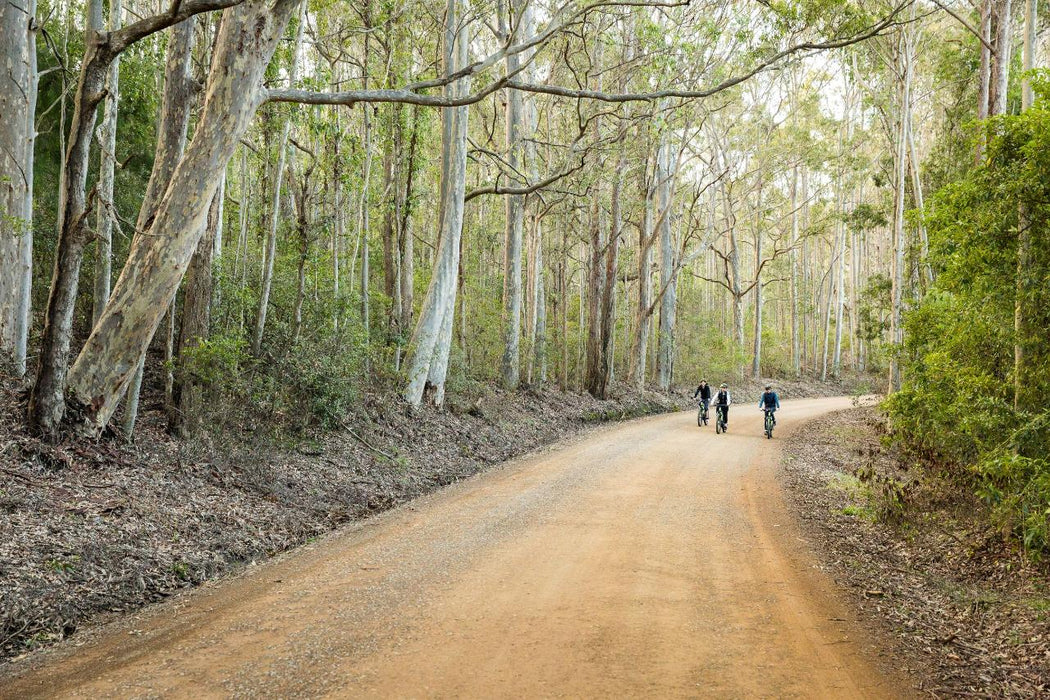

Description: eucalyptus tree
[0,0,38,377]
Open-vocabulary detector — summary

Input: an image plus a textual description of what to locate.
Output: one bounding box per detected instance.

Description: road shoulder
[780,406,1050,698]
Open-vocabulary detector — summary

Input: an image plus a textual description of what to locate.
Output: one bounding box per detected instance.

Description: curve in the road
[1,396,907,699]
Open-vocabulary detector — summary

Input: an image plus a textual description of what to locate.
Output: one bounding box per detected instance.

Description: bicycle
[697,399,709,427]
[763,409,775,439]
[715,405,728,434]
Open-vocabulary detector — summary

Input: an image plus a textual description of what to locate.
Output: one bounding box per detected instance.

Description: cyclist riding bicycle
[758,385,780,424]
[692,379,712,414]
[713,383,732,428]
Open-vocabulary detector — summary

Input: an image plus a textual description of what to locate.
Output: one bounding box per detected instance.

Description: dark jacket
[759,391,781,410]
[693,384,712,400]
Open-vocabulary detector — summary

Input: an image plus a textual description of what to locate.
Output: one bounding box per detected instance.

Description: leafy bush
[886,95,1050,557]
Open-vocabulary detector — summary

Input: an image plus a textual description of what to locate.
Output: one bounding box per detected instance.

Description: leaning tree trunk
[629,178,654,390]
[403,0,469,407]
[122,18,196,439]
[0,0,37,376]
[66,0,301,434]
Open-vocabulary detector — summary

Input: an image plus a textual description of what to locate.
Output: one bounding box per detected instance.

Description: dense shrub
[887,95,1050,557]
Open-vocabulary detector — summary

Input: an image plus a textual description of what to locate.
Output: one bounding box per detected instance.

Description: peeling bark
[67,0,301,433]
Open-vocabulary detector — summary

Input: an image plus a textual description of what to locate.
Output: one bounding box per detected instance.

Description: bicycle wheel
[697,408,703,427]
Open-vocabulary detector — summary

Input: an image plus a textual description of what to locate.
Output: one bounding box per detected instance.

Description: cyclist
[692,379,712,416]
[758,385,780,425]
[713,383,732,429]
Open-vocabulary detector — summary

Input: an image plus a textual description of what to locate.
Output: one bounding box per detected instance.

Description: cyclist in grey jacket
[713,383,731,427]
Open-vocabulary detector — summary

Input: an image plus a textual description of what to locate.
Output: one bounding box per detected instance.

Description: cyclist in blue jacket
[758,385,780,425]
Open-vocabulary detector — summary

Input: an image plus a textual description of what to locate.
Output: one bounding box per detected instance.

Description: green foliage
[887,102,1050,556]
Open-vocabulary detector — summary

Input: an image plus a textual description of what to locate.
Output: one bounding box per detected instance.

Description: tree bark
[655,141,677,390]
[66,0,301,434]
[121,17,196,439]
[888,28,913,393]
[403,0,469,407]
[92,0,122,324]
[629,170,654,390]
[0,0,37,376]
[172,182,222,435]
[1022,0,1038,110]
[990,0,1013,117]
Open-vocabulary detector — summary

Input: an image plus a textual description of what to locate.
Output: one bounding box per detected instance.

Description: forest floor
[781,407,1050,698]
[0,377,686,664]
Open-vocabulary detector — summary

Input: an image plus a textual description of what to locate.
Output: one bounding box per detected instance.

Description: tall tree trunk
[629,164,654,389]
[172,182,222,436]
[751,178,764,379]
[1016,0,1038,410]
[65,0,302,434]
[28,0,108,431]
[888,28,913,393]
[251,1,304,357]
[584,192,607,396]
[0,0,37,376]
[789,164,801,377]
[990,0,1014,117]
[121,17,196,439]
[403,0,469,407]
[1022,0,1038,110]
[499,0,529,390]
[92,0,121,324]
[656,142,677,390]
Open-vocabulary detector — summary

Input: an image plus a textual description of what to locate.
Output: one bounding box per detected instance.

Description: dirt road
[2,397,905,698]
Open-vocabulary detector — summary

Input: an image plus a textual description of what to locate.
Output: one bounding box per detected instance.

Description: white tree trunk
[403,0,469,407]
[92,0,121,324]
[0,0,36,376]
[1023,0,1038,109]
[67,0,301,433]
[252,1,305,357]
[655,141,677,390]
[499,0,531,390]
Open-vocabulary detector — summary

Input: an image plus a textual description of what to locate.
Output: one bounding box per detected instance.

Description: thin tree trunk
[92,0,121,324]
[656,141,677,390]
[499,0,528,390]
[889,28,913,393]
[251,0,304,357]
[629,165,654,389]
[789,164,801,377]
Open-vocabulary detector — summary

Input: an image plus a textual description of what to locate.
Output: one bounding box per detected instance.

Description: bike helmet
[720,383,727,388]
